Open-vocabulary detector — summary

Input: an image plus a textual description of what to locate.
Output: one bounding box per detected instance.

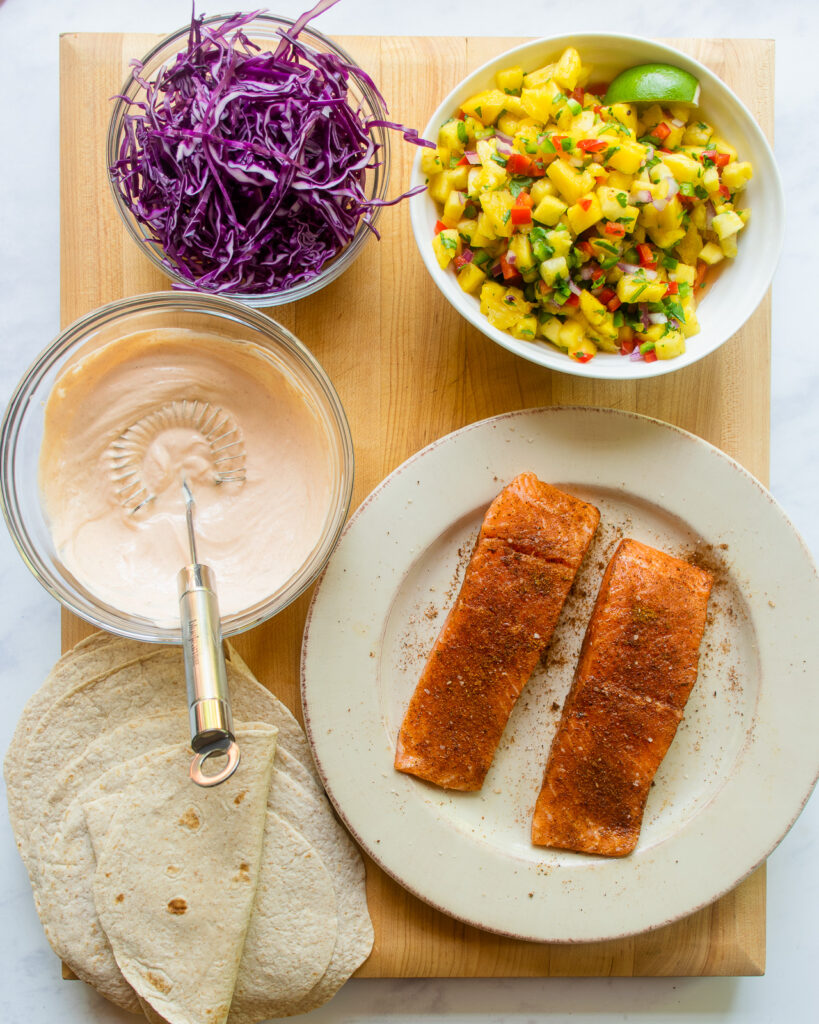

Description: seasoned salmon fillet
[394,473,599,791]
[531,538,713,856]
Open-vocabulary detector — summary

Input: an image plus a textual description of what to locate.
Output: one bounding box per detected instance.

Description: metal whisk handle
[178,563,239,786]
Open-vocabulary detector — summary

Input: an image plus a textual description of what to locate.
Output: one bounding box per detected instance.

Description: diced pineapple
[557,316,585,348]
[496,65,525,93]
[567,192,604,235]
[511,314,538,340]
[533,194,568,226]
[677,223,703,267]
[475,211,498,243]
[683,121,713,146]
[469,162,507,195]
[432,229,461,269]
[711,136,738,162]
[438,120,466,152]
[421,147,448,176]
[605,170,633,192]
[607,140,648,175]
[547,161,596,204]
[691,203,708,231]
[659,152,702,184]
[441,190,468,228]
[702,165,721,194]
[639,104,666,131]
[587,237,622,261]
[669,262,695,285]
[657,195,684,232]
[698,242,725,265]
[566,334,597,361]
[680,299,700,338]
[571,111,597,135]
[530,178,558,204]
[579,291,618,342]
[711,210,745,240]
[597,186,630,221]
[539,255,569,286]
[457,263,487,294]
[480,281,506,313]
[428,171,456,205]
[721,161,753,192]
[461,89,508,126]
[608,103,638,133]
[521,85,559,123]
[720,234,739,258]
[647,225,686,249]
[497,112,522,137]
[545,227,573,257]
[522,63,556,89]
[539,315,563,344]
[617,274,668,303]
[553,47,583,90]
[509,233,536,274]
[655,331,686,360]
[479,190,515,237]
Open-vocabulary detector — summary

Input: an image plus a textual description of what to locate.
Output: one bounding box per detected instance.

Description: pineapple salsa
[426,47,753,362]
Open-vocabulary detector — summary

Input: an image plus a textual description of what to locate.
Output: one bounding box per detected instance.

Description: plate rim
[300,406,819,942]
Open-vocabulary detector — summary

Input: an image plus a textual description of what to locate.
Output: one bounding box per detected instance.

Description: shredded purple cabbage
[110,1,433,295]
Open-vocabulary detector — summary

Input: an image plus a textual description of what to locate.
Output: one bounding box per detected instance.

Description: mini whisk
[107,400,246,786]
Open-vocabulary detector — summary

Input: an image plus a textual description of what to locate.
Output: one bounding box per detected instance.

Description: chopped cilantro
[679,282,692,298]
[599,255,620,269]
[552,92,566,105]
[694,185,709,200]
[502,210,511,224]
[473,250,491,266]
[664,297,685,322]
[567,97,582,116]
[595,240,619,255]
[603,145,620,161]
[491,152,509,167]
[631,282,649,301]
[509,178,534,197]
[456,121,468,145]
[475,106,482,117]
[440,235,457,251]
[561,138,574,152]
[661,254,679,270]
[616,192,628,208]
[613,310,624,327]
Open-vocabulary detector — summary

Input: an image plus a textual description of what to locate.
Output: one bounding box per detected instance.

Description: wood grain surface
[60,33,773,978]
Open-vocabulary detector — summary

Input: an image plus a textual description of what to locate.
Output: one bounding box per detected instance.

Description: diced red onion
[647,312,667,324]
[496,139,515,156]
[504,249,517,267]
[570,156,583,168]
[495,131,514,144]
[617,260,640,274]
[464,149,481,165]
[460,248,474,264]
[491,259,503,277]
[645,145,655,161]
[579,264,596,280]
[651,195,669,212]
[630,349,644,361]
[706,200,716,230]
[639,304,651,330]
[664,176,680,199]
[642,267,658,280]
[568,279,582,296]
[631,189,652,204]
[671,117,685,128]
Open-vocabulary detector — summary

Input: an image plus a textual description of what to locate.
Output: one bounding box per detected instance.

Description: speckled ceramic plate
[300,407,819,942]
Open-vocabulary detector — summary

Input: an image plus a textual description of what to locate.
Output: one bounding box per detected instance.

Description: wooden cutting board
[60,33,772,978]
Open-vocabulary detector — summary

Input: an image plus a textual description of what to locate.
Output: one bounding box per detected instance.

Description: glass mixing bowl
[107,14,391,307]
[0,292,354,642]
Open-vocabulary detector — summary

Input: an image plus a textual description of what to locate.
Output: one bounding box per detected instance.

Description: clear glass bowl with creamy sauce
[107,14,392,307]
[0,292,354,642]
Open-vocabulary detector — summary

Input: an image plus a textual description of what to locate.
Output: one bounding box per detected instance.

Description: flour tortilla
[263,768,374,1016]
[91,728,277,1024]
[86,794,338,1023]
[10,639,316,874]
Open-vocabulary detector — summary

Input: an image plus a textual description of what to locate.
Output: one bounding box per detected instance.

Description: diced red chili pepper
[607,296,622,313]
[637,243,657,268]
[504,153,529,175]
[500,254,520,281]
[434,220,447,235]
[577,139,607,154]
[551,135,568,150]
[650,122,671,141]
[565,292,580,307]
[577,240,594,257]
[515,190,534,208]
[678,193,694,207]
[587,82,609,97]
[593,104,603,115]
[666,280,679,296]
[579,197,592,211]
[510,207,532,225]
[598,286,616,305]
[660,148,675,155]
[604,221,626,237]
[714,152,730,168]
[591,267,605,282]
[453,251,473,270]
[695,262,708,289]
[572,351,594,363]
[537,281,550,296]
[570,86,585,104]
[718,183,731,199]
[456,155,470,166]
[620,336,635,355]
[701,149,730,168]
[643,349,658,363]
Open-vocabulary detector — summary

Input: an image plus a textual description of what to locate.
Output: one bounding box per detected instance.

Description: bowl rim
[409,31,785,380]
[0,291,355,642]
[106,12,391,307]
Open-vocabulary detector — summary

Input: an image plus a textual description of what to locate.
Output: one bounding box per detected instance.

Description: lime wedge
[604,63,701,106]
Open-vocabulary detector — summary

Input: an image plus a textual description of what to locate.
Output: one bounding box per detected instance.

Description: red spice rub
[394,473,600,791]
[531,538,713,856]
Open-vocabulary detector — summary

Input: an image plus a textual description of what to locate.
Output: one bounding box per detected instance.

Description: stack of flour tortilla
[4,633,373,1022]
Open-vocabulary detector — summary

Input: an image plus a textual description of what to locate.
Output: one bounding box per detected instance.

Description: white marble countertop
[0,0,816,1020]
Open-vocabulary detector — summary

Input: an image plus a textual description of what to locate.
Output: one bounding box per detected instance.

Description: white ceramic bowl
[409,34,784,380]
